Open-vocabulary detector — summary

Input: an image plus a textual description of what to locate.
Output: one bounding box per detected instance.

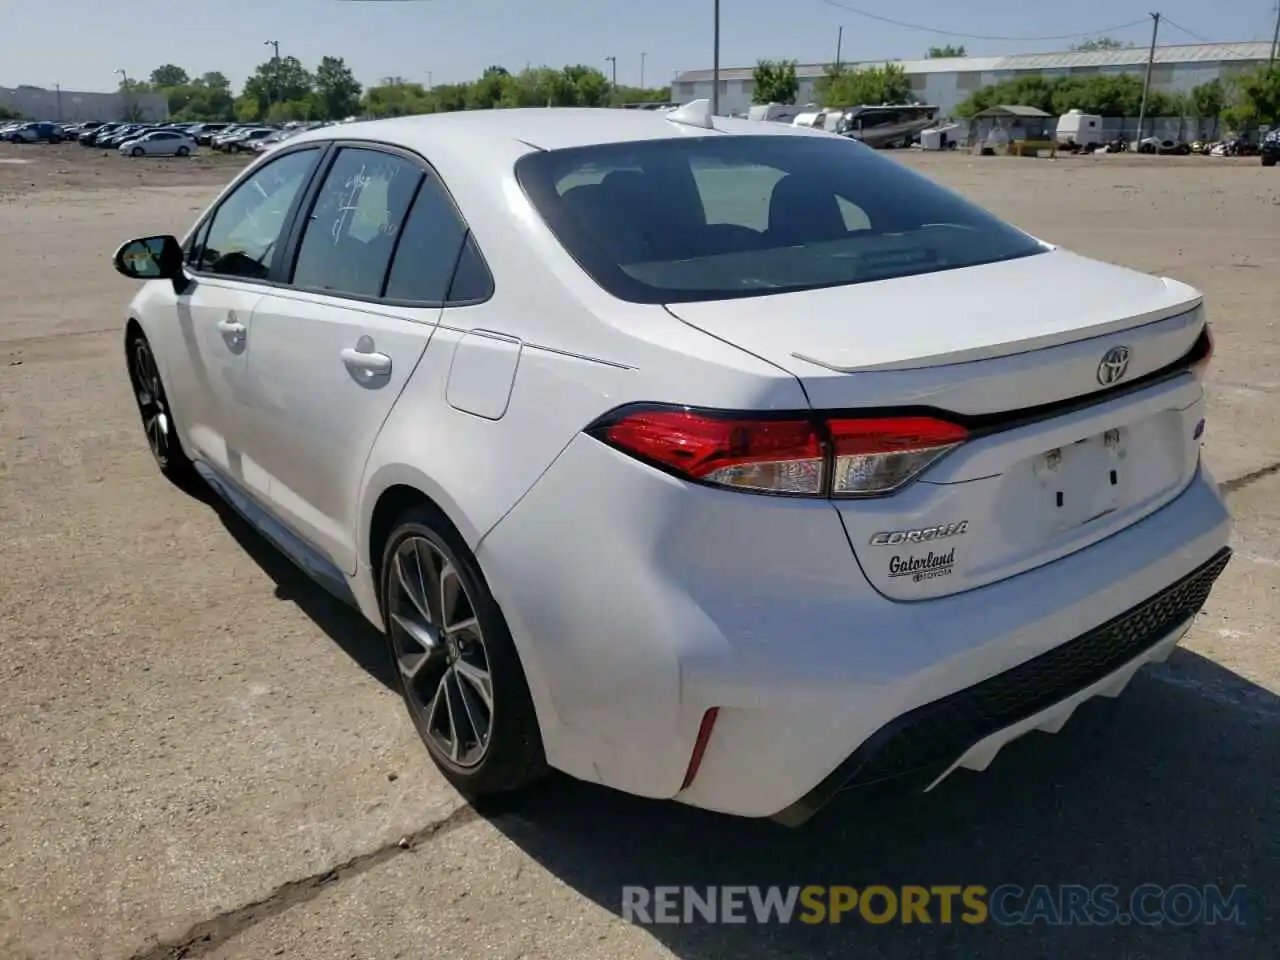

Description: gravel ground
[1,141,1276,959]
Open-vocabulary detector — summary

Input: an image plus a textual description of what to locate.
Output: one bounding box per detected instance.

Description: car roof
[286,105,835,155]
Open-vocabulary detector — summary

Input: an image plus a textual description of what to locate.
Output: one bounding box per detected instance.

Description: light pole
[115,69,130,120]
[712,0,720,117]
[640,52,647,90]
[264,40,281,112]
[605,55,617,101]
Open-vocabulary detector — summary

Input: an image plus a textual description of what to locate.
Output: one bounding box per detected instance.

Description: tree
[174,72,235,121]
[1189,79,1225,122]
[824,64,913,107]
[562,65,612,106]
[149,64,190,88]
[314,56,362,119]
[241,55,314,120]
[466,65,510,109]
[752,59,799,104]
[1071,37,1129,52]
[1222,65,1280,132]
[927,45,966,58]
[363,79,434,117]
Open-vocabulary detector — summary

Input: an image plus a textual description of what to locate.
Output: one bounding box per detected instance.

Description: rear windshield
[515,134,1046,304]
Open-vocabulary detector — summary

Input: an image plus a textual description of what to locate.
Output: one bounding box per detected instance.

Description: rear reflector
[681,707,720,791]
[588,405,968,497]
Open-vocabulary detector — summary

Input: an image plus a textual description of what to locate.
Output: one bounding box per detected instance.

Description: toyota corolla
[112,101,1231,826]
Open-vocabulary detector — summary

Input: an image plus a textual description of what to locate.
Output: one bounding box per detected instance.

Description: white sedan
[119,130,197,157]
[109,102,1231,826]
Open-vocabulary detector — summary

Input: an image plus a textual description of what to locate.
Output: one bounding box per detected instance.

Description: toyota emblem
[1097,345,1131,386]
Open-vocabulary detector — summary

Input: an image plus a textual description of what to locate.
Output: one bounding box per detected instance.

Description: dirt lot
[1,141,1277,960]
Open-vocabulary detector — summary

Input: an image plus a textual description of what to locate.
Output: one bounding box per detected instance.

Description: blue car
[3,122,65,144]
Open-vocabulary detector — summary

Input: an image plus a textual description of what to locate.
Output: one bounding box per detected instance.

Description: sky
[1,0,1277,93]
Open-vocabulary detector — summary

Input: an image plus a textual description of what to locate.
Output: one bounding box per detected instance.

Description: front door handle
[341,346,392,376]
[215,317,246,344]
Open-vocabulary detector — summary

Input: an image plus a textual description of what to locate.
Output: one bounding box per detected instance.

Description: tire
[379,505,548,799]
[131,146,144,157]
[126,329,199,490]
[1263,154,1277,167]
[176,145,190,157]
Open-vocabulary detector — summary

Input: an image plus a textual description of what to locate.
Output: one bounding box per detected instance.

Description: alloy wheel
[130,338,171,467]
[388,535,495,768]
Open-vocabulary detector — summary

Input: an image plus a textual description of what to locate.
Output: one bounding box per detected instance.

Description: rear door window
[290,147,424,299]
[382,172,490,304]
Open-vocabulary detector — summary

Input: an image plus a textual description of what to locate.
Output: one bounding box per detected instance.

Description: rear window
[515,134,1045,304]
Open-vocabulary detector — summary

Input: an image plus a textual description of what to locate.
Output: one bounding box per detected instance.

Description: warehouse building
[673,41,1276,117]
[1,85,170,122]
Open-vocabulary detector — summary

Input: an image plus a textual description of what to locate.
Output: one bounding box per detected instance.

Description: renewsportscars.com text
[621,884,1248,926]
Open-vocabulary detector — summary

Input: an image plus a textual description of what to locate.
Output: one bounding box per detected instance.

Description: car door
[244,144,475,573]
[160,145,325,497]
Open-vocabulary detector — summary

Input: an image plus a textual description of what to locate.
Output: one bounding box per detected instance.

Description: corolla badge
[1097,345,1131,386]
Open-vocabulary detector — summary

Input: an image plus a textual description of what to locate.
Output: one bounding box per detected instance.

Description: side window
[291,147,423,299]
[382,174,471,303]
[194,147,320,281]
[446,235,494,303]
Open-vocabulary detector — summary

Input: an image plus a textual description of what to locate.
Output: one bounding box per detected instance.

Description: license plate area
[1033,427,1129,533]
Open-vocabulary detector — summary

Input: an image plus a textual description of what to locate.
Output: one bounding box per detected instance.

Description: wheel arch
[361,466,483,607]
[362,472,565,747]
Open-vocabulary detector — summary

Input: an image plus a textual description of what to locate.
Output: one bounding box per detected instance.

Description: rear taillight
[588,405,967,497]
[828,416,968,496]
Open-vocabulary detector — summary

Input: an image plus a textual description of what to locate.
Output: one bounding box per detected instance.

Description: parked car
[110,103,1231,826]
[119,130,198,157]
[80,123,123,146]
[192,123,233,145]
[1260,130,1279,167]
[3,121,65,143]
[215,127,277,153]
[250,129,298,154]
[100,125,155,148]
[209,125,254,148]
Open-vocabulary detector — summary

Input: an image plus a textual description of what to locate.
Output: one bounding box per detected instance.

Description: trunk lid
[666,249,1209,601]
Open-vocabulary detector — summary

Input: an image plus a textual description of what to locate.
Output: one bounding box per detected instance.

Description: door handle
[216,317,246,341]
[341,347,392,376]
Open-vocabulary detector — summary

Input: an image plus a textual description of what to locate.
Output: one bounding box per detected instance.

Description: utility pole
[605,55,617,104]
[640,52,647,90]
[711,0,721,116]
[115,69,129,120]
[835,26,843,71]
[1134,12,1160,147]
[264,40,281,112]
[1270,2,1279,68]
[54,83,61,122]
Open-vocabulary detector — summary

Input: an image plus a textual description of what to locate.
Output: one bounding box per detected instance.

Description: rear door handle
[341,347,392,376]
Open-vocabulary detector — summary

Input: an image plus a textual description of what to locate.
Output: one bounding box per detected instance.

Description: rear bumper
[480,434,1231,821]
[772,545,1231,826]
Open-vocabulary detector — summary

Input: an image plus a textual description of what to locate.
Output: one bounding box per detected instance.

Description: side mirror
[112,235,189,293]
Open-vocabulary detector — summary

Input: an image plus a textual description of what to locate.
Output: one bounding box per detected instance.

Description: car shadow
[170,484,1276,953]
[185,476,398,691]
[480,649,1276,958]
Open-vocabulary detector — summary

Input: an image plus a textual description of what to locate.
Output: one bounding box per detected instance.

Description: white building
[672,41,1276,118]
[1,85,170,122]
